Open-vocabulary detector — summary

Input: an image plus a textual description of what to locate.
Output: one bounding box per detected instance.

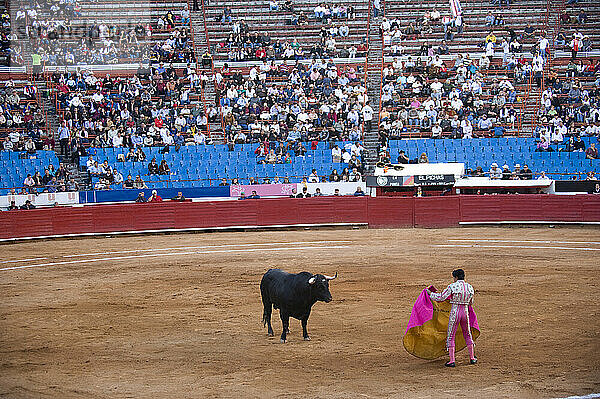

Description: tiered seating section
[83,140,361,189]
[13,0,194,65]
[0,0,599,195]
[203,0,370,61]
[214,59,368,143]
[388,136,599,180]
[0,76,48,151]
[47,65,208,152]
[0,150,61,195]
[377,0,556,138]
[537,0,600,142]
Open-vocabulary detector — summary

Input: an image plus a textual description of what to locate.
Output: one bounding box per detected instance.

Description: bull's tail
[260,279,272,328]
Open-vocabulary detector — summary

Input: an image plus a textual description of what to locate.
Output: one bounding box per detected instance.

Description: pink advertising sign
[230,184,296,197]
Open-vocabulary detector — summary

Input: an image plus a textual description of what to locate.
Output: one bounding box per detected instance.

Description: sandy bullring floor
[0,227,599,398]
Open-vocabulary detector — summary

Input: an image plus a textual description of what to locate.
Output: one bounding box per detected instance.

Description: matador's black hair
[452,269,465,280]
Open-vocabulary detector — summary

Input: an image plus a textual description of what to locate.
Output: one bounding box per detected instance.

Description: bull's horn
[308,276,316,284]
[324,272,338,280]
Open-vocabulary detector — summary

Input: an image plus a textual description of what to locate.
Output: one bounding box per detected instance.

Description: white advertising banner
[1,192,80,209]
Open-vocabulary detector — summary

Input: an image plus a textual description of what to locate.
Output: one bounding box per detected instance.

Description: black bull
[260,269,337,343]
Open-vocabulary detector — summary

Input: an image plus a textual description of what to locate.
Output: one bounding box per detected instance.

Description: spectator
[489,163,502,179]
[308,169,319,182]
[248,190,260,199]
[111,169,123,185]
[135,192,147,203]
[349,167,362,182]
[66,178,79,192]
[331,145,342,162]
[501,164,512,180]
[94,178,112,191]
[123,175,135,189]
[45,176,58,193]
[148,158,160,175]
[536,137,552,152]
[353,186,366,196]
[574,137,586,152]
[329,169,341,182]
[159,160,171,175]
[134,175,148,189]
[149,190,163,202]
[521,164,533,180]
[20,200,36,210]
[172,192,187,201]
[296,187,311,198]
[586,143,598,159]
[397,150,410,164]
[57,121,70,156]
[23,174,36,193]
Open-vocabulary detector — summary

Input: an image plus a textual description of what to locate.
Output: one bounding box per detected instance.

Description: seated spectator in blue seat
[46,176,58,193]
[353,186,366,196]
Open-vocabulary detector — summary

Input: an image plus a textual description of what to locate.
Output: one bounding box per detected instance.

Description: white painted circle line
[60,240,353,258]
[448,239,600,245]
[0,245,351,272]
[0,240,353,264]
[3,257,48,263]
[434,244,600,251]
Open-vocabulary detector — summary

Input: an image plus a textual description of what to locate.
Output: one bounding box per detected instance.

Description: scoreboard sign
[414,174,455,185]
[366,176,408,187]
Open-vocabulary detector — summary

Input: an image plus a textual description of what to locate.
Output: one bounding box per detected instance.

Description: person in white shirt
[552,122,567,143]
[341,149,351,163]
[350,142,364,157]
[331,145,342,162]
[485,41,494,58]
[432,122,442,138]
[347,108,360,126]
[112,133,123,147]
[538,35,550,59]
[112,169,124,184]
[86,156,96,169]
[461,119,473,138]
[362,103,374,132]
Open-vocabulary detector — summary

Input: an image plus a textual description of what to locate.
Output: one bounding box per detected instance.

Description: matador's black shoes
[445,361,456,367]
[470,357,478,365]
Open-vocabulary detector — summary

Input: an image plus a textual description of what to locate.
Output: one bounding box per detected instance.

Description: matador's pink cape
[403,286,480,360]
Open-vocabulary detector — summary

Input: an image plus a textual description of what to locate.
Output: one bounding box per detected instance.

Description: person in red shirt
[149,190,163,202]
[256,47,266,60]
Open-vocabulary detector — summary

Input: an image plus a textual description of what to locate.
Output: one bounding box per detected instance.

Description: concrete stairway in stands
[363,16,383,171]
[191,8,224,143]
[65,163,91,190]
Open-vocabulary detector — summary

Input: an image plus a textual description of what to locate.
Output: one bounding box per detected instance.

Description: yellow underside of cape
[403,300,480,360]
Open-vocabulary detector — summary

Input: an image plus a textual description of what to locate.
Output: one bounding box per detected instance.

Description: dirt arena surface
[0,227,599,398]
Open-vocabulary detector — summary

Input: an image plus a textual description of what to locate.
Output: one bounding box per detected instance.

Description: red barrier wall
[0,195,599,240]
[458,194,600,223]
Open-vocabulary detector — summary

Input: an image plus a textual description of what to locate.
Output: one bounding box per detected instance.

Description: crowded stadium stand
[0,0,599,201]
